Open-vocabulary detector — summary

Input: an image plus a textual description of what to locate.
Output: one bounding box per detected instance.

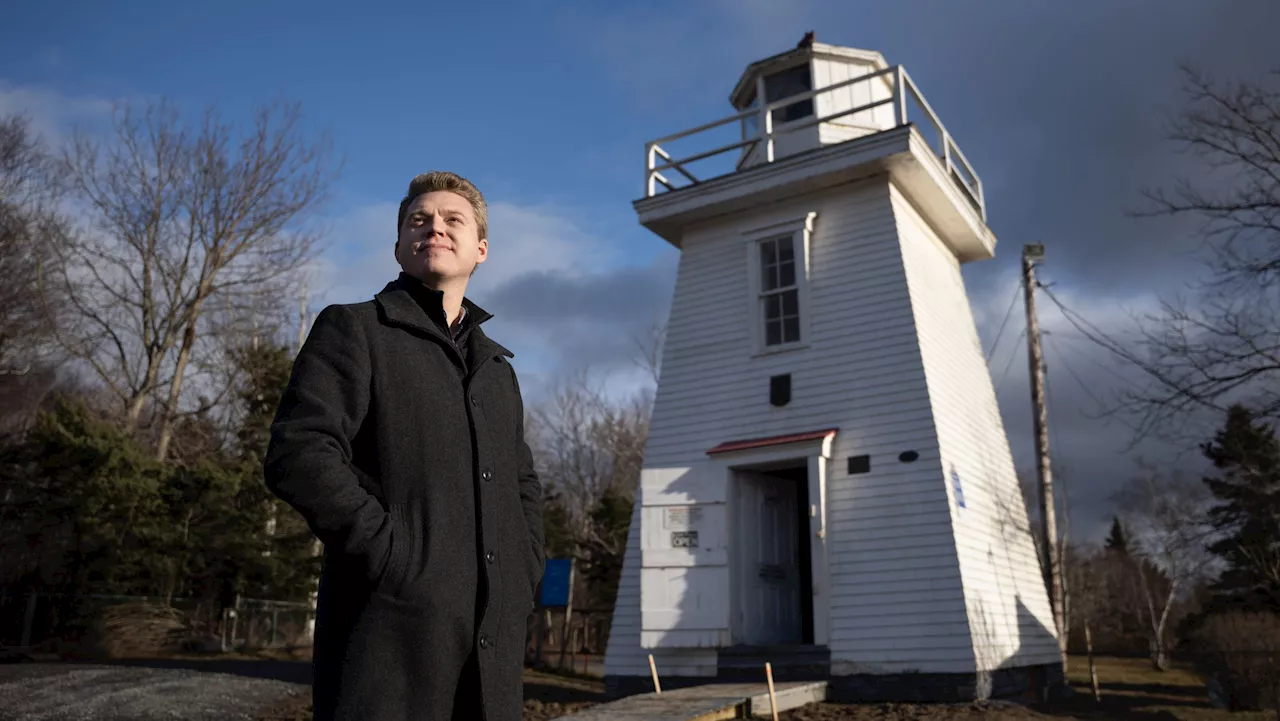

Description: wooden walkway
[550,680,827,720]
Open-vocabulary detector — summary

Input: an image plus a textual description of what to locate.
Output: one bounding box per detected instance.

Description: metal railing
[643,64,986,221]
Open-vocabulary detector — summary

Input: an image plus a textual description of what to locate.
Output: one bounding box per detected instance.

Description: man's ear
[475,237,488,265]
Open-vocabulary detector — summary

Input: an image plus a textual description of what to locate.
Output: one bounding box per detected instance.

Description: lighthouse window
[764,64,814,123]
[759,235,801,346]
[744,212,815,355]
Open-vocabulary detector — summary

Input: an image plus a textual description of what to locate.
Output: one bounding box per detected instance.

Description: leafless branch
[0,114,69,376]
[48,97,339,459]
[1048,67,1280,445]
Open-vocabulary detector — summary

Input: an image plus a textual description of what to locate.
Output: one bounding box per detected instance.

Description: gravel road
[0,663,307,721]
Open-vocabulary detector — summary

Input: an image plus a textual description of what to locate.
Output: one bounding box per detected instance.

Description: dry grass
[1052,654,1277,720]
[89,601,189,658]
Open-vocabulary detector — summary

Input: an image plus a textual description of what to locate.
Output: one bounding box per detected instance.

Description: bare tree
[629,319,666,386]
[1040,66,1280,445]
[43,98,338,459]
[0,114,69,377]
[1114,462,1218,669]
[532,369,649,536]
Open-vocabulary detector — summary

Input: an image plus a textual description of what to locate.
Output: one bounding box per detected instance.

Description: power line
[995,329,1027,391]
[1045,333,1109,408]
[1038,281,1151,448]
[986,281,1022,362]
[1035,281,1128,358]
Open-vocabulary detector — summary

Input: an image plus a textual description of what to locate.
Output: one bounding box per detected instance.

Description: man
[264,171,545,721]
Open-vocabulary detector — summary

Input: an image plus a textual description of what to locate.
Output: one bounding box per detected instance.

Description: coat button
[478,635,491,650]
[481,469,493,481]
[486,550,495,564]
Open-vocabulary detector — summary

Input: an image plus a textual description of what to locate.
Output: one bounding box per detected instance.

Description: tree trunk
[1137,565,1177,672]
[155,304,203,461]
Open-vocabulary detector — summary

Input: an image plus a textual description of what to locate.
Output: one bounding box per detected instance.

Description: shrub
[89,601,190,658]
[1189,611,1280,712]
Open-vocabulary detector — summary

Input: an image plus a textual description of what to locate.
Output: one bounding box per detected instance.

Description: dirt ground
[253,654,1280,721]
[774,656,1277,721]
[30,649,1260,721]
[252,655,1272,721]
[778,699,1057,720]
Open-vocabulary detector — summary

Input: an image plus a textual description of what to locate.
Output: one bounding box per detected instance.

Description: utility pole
[297,278,311,355]
[1022,243,1067,675]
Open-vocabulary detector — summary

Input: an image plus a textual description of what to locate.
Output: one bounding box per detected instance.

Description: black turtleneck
[397,272,474,369]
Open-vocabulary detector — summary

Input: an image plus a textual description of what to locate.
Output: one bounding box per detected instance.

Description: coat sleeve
[509,365,546,587]
[264,304,392,583]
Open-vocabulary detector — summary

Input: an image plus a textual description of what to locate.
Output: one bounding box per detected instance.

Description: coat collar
[374,274,514,359]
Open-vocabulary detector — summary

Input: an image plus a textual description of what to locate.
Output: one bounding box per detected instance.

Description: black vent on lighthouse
[769,374,791,406]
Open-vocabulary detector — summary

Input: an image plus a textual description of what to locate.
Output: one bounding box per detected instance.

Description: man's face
[395,190,487,284]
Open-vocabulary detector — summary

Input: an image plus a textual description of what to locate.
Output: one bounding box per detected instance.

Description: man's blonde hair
[396,171,488,240]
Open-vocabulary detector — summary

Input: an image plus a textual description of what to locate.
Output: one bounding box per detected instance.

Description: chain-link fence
[221,597,314,652]
[0,588,313,656]
[525,607,611,677]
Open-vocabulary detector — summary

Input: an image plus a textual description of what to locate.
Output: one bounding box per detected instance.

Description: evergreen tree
[229,342,318,602]
[1105,516,1129,554]
[0,394,167,595]
[579,487,633,610]
[539,485,576,559]
[1200,404,1280,611]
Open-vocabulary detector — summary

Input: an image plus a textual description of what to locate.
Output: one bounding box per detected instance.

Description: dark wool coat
[264,273,545,721]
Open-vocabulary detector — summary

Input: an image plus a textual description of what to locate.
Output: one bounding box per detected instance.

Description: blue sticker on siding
[951,468,966,509]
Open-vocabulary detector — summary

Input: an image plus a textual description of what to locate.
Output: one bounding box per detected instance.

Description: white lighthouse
[601,37,1063,702]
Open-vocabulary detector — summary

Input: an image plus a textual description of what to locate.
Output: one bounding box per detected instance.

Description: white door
[737,471,802,644]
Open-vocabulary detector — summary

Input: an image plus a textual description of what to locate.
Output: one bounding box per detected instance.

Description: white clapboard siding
[812,56,896,146]
[607,176,982,677]
[603,501,720,677]
[890,183,1061,670]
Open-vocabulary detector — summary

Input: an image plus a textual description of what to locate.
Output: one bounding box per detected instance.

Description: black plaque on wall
[848,455,871,474]
[770,374,791,406]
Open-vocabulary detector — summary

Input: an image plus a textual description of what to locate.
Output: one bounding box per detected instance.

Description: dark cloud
[570,0,1279,292]
[485,251,678,375]
[487,256,676,326]
[974,278,1215,544]
[331,2,1276,544]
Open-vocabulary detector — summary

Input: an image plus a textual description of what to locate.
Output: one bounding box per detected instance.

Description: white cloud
[307,199,628,306]
[0,80,112,143]
[304,196,661,401]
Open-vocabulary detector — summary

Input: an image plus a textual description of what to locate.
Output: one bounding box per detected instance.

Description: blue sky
[4,0,1279,540]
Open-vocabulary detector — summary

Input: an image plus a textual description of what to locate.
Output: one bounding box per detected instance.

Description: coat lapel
[374,278,515,371]
[462,298,515,362]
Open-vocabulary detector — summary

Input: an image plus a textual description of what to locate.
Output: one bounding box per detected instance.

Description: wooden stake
[765,662,779,721]
[649,654,661,695]
[1086,622,1100,702]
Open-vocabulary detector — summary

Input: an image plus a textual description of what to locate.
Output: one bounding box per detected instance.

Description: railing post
[756,75,772,164]
[894,65,907,127]
[942,131,952,177]
[645,143,657,197]
[764,109,774,163]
